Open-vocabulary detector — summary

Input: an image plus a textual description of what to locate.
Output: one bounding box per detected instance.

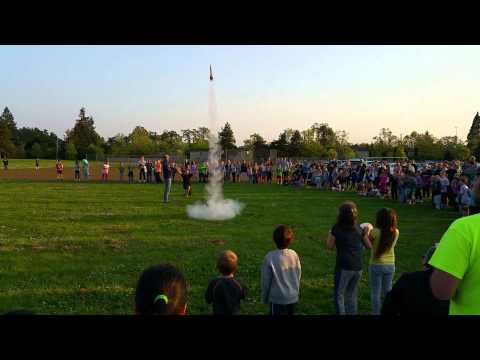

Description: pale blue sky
[0,45,478,144]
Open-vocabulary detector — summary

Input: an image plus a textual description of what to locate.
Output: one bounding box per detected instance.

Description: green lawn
[0,179,458,315]
[3,159,99,169]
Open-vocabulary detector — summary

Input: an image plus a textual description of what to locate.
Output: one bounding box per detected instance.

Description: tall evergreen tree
[218,122,236,150]
[0,107,18,157]
[467,112,480,151]
[66,108,103,158]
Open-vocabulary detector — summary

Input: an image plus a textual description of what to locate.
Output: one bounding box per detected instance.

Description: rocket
[209,65,214,81]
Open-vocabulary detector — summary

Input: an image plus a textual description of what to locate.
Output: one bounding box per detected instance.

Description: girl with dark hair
[135,264,188,315]
[326,201,370,315]
[366,208,399,315]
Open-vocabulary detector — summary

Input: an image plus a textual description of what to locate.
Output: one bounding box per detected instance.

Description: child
[365,208,399,315]
[439,172,450,209]
[119,161,125,182]
[102,160,110,182]
[261,225,301,315]
[35,158,40,171]
[128,162,134,184]
[458,177,471,217]
[134,264,188,315]
[154,159,162,184]
[56,160,64,180]
[326,201,370,315]
[276,165,283,185]
[431,175,442,210]
[205,250,247,315]
[378,170,389,198]
[180,167,193,197]
[357,181,367,196]
[74,160,81,182]
[415,171,424,203]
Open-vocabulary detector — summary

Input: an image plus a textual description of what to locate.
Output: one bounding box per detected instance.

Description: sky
[0,45,479,144]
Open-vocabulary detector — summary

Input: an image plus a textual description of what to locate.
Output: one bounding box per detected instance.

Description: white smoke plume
[186,82,245,221]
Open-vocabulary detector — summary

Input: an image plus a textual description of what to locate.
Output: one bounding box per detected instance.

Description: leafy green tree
[244,133,268,161]
[327,148,337,160]
[128,126,155,155]
[158,130,184,154]
[270,130,290,156]
[16,127,60,158]
[65,142,77,160]
[288,130,303,157]
[312,123,336,148]
[31,142,43,158]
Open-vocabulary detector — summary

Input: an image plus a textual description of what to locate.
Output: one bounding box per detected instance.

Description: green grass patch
[0,179,457,314]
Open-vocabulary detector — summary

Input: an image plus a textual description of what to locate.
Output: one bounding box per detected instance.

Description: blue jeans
[163,177,172,202]
[369,264,395,315]
[334,267,362,315]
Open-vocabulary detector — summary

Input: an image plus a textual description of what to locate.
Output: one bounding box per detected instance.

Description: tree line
[1,106,480,161]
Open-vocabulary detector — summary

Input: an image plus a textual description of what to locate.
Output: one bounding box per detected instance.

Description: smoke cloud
[187,83,244,221]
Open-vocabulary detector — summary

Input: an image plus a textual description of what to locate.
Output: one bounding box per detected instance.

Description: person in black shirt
[205,250,247,315]
[381,244,449,316]
[180,167,193,197]
[326,201,370,315]
[146,160,153,183]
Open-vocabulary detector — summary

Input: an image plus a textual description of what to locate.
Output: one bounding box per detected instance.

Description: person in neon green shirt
[430,177,480,315]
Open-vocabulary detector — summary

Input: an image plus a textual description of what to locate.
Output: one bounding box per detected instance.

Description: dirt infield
[0,167,201,182]
[0,166,123,182]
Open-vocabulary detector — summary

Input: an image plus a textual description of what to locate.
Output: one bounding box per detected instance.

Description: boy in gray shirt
[261,225,301,315]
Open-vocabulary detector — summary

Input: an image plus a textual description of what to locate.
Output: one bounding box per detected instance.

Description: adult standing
[162,154,172,203]
[381,244,449,316]
[429,179,480,315]
[35,158,40,171]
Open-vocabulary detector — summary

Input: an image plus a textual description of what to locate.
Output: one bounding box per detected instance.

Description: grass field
[0,179,458,315]
[3,159,100,169]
